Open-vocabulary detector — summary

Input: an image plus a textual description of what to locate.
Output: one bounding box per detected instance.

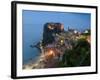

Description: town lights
[61,40,64,43]
[46,49,55,57]
[74,30,77,34]
[49,50,54,55]
[60,40,64,45]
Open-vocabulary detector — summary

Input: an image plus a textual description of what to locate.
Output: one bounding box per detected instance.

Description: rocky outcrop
[42,23,64,46]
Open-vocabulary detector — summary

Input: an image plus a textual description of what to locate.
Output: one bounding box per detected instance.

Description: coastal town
[23,23,90,69]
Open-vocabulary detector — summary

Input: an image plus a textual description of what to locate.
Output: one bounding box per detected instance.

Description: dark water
[23,24,43,64]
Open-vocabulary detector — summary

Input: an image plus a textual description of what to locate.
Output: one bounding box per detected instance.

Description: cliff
[42,22,64,46]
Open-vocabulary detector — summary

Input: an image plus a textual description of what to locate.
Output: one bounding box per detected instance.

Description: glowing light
[48,25,54,30]
[61,40,64,43]
[49,50,54,55]
[74,30,77,34]
[46,49,55,57]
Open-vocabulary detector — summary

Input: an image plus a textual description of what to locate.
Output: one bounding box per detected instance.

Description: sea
[23,24,43,64]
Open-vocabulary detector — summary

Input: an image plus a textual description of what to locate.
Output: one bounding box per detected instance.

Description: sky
[23,10,91,32]
[22,10,91,63]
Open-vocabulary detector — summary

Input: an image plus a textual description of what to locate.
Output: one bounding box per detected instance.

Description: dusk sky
[23,10,91,32]
[22,10,91,63]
